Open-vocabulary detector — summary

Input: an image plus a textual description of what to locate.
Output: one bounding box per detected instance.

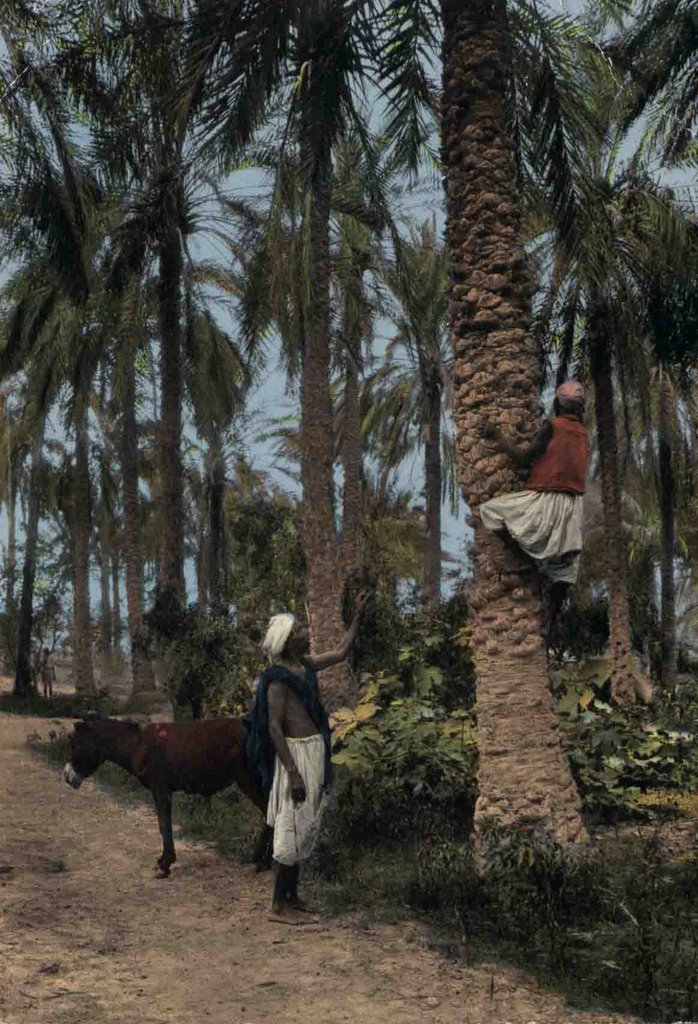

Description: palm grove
[2,0,698,848]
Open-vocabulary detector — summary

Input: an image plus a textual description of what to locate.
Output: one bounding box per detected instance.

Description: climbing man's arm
[481,420,553,467]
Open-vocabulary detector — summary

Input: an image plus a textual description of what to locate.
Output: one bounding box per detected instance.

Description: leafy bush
[142,594,256,717]
[319,621,477,862]
[0,689,118,718]
[412,825,698,1020]
[553,662,698,821]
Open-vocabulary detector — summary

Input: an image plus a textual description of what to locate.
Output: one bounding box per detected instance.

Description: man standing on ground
[40,647,56,699]
[244,594,368,925]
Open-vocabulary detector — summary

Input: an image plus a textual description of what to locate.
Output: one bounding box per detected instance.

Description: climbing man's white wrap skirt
[267,734,327,867]
[480,489,584,584]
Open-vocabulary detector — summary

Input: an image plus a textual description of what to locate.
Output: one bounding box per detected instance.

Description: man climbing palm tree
[480,381,590,645]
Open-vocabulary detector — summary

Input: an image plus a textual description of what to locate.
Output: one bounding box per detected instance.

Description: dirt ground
[0,713,641,1024]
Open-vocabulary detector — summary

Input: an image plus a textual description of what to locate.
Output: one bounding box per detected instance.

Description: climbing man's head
[555,380,585,414]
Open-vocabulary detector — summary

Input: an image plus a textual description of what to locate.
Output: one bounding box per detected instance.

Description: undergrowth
[20,649,698,1023]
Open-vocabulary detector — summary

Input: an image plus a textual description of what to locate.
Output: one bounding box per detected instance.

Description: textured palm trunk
[658,369,676,693]
[157,227,185,604]
[196,516,208,610]
[14,432,44,695]
[207,436,226,616]
[5,475,16,612]
[588,303,653,704]
[121,345,155,693]
[341,295,363,580]
[72,403,95,695]
[300,142,351,711]
[3,473,17,673]
[423,385,442,606]
[111,547,122,652]
[97,540,111,651]
[442,0,586,845]
[98,523,113,653]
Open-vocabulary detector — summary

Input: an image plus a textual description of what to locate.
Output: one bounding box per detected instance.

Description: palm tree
[365,219,453,607]
[0,385,22,671]
[56,1,211,605]
[13,417,44,695]
[70,393,95,694]
[184,1,398,710]
[116,330,156,692]
[0,26,103,695]
[643,272,698,691]
[437,0,595,843]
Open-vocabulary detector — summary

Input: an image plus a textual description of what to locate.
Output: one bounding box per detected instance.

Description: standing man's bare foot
[268,904,319,926]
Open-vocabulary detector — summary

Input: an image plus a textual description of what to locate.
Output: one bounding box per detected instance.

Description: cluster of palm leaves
[0,1,451,702]
[1,0,698,834]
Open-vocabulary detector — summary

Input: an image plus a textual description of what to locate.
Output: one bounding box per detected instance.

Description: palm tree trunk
[5,470,16,613]
[3,472,17,674]
[121,344,155,693]
[98,528,113,653]
[14,430,44,695]
[157,227,185,604]
[111,546,122,652]
[207,435,226,616]
[442,0,586,845]
[197,515,208,610]
[300,143,351,711]
[658,368,677,693]
[341,311,363,580]
[423,384,442,606]
[588,302,653,704]
[72,402,95,695]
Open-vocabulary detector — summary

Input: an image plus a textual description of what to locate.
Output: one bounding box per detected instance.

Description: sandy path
[0,714,637,1024]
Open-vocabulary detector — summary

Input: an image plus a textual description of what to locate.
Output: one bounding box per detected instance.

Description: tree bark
[442,0,586,845]
[157,227,185,604]
[658,367,677,693]
[72,401,95,695]
[98,524,113,654]
[207,435,227,616]
[196,514,208,610]
[121,344,155,693]
[3,470,17,674]
[5,470,16,614]
[423,384,442,606]
[299,139,351,711]
[588,302,653,704]
[111,546,122,652]
[341,293,363,580]
[13,431,44,696]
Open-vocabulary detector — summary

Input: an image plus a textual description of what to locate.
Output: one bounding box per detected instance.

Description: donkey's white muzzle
[63,763,83,790]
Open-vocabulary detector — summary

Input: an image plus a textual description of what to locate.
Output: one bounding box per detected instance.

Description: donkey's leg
[152,788,176,877]
[253,824,274,872]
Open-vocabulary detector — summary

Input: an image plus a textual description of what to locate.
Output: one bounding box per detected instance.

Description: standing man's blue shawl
[243,664,332,797]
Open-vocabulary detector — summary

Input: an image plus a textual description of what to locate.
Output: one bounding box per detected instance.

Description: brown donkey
[64,716,272,876]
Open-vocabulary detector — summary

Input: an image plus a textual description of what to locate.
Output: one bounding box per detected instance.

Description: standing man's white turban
[263,613,296,661]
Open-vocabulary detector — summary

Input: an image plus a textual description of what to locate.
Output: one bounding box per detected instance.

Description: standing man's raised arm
[305,592,370,672]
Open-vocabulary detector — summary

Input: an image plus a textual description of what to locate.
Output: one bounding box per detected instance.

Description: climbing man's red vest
[527,416,590,495]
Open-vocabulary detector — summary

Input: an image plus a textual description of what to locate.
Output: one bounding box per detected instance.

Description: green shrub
[412,825,698,1020]
[553,663,698,822]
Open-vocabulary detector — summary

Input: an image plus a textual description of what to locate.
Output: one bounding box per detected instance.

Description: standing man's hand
[290,769,306,805]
